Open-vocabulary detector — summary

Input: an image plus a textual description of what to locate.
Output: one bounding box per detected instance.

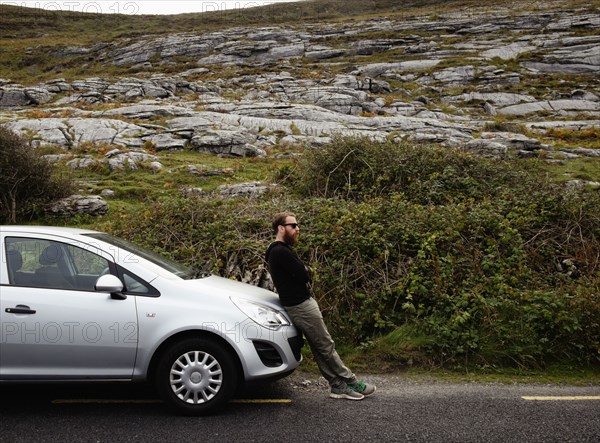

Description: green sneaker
[347,380,376,397]
[329,384,365,400]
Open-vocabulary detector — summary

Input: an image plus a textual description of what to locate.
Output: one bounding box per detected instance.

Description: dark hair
[272,212,296,234]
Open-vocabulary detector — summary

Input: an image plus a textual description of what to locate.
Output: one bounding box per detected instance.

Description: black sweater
[265,241,312,307]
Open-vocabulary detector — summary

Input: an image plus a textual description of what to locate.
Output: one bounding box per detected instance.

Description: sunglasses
[281,223,299,229]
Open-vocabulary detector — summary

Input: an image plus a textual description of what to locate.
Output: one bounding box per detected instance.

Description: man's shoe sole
[329,392,365,400]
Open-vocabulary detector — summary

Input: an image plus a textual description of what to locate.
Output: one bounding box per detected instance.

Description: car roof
[0,225,101,236]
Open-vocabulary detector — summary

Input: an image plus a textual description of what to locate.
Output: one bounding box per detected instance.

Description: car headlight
[231,297,291,330]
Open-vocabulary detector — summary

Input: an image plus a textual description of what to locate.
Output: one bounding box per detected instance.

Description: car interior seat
[6,247,24,285]
[35,244,74,289]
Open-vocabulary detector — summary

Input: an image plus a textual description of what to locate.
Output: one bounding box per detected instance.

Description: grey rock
[286,87,369,115]
[103,77,175,99]
[482,43,536,60]
[547,13,600,31]
[43,154,71,163]
[4,118,149,149]
[463,139,508,159]
[477,70,521,86]
[0,87,31,107]
[521,45,600,75]
[570,90,599,101]
[431,66,476,84]
[517,150,540,159]
[67,157,101,169]
[444,92,536,107]
[191,129,258,157]
[352,39,403,55]
[107,33,220,66]
[25,87,52,105]
[199,41,304,65]
[479,132,544,151]
[188,165,233,177]
[561,148,600,158]
[521,61,598,75]
[523,121,600,131]
[44,79,73,93]
[47,195,109,216]
[332,75,391,93]
[565,179,600,188]
[147,161,164,171]
[217,182,273,198]
[483,102,497,116]
[167,116,214,132]
[107,152,158,171]
[499,100,600,116]
[144,133,187,151]
[353,60,442,77]
[257,43,305,62]
[383,101,421,117]
[180,187,205,198]
[305,48,347,59]
[186,165,201,175]
[104,148,122,158]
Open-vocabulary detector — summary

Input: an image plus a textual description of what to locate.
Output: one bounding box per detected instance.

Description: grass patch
[517,73,600,100]
[335,342,600,385]
[401,366,600,385]
[62,148,289,205]
[545,127,600,147]
[540,157,600,184]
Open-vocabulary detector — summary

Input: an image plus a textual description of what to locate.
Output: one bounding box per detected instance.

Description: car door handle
[5,304,36,314]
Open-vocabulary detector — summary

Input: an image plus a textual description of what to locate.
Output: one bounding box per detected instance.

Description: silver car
[0,225,302,414]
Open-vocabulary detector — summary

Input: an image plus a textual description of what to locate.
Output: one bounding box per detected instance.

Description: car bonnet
[180,274,282,308]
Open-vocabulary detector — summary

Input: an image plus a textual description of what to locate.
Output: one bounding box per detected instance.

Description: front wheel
[155,338,238,415]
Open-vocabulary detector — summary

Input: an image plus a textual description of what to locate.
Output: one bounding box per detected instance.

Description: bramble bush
[0,127,73,224]
[105,137,600,368]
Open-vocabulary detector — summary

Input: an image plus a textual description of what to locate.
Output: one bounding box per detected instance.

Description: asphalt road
[0,371,598,442]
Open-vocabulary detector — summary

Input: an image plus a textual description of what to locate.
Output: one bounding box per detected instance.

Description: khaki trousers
[284,297,357,388]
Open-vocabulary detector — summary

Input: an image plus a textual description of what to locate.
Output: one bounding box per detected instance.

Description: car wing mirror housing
[95,274,127,300]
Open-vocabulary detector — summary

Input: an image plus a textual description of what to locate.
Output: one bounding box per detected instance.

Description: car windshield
[84,233,196,279]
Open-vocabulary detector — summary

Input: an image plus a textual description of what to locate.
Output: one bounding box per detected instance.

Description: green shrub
[0,127,74,223]
[290,136,540,204]
[103,137,600,368]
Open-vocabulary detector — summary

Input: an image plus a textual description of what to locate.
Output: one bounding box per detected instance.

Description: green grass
[540,157,600,184]
[403,366,600,385]
[59,149,292,209]
[298,344,600,385]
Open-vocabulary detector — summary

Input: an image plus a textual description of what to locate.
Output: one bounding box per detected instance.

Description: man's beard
[283,230,297,246]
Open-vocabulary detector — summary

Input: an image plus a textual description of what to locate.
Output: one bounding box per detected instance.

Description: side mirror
[95,274,126,300]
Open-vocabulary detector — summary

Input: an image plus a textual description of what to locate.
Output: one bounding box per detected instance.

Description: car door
[0,235,139,380]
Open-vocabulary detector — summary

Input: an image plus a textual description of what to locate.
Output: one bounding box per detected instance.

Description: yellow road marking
[52,398,292,405]
[522,396,600,401]
[52,399,162,404]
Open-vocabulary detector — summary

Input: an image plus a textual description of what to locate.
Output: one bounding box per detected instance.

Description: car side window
[117,265,159,296]
[5,237,111,292]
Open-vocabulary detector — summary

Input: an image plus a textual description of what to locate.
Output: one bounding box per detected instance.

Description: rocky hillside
[1,0,599,213]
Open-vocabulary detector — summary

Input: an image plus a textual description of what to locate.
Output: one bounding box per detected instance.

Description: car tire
[155,337,238,415]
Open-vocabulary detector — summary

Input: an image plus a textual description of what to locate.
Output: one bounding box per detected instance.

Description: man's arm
[268,245,309,285]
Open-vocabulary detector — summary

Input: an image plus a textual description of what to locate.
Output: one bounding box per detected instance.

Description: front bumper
[238,323,302,381]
